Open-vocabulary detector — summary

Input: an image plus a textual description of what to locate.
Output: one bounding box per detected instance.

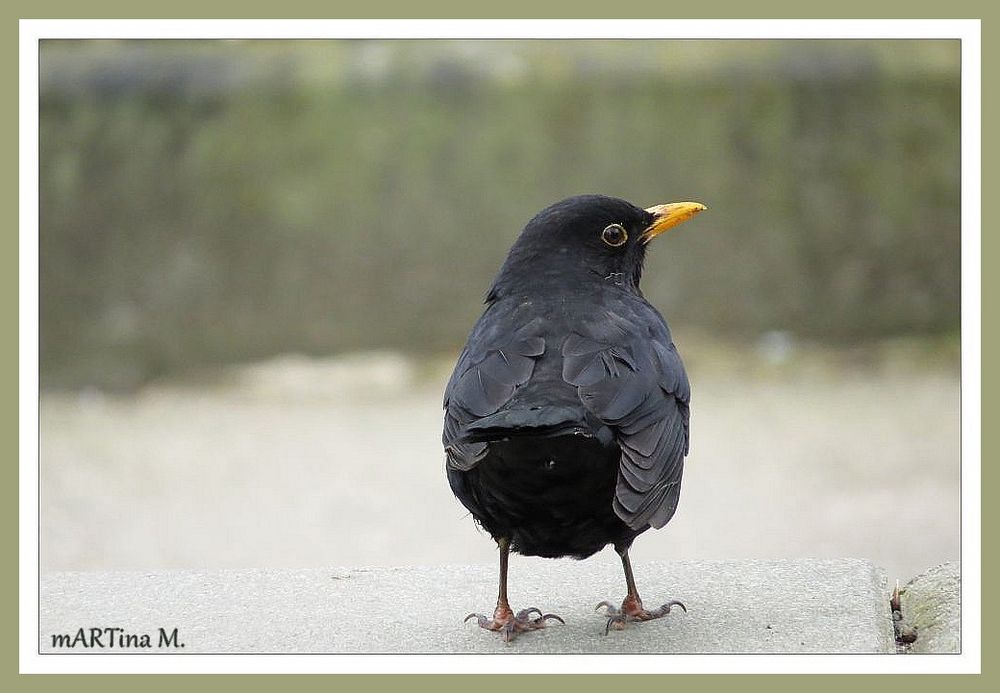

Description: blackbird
[443,194,706,642]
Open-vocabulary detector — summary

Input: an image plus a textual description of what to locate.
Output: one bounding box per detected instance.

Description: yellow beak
[640,202,707,244]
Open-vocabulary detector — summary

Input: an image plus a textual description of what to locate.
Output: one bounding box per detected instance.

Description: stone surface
[897,561,961,654]
[39,558,896,654]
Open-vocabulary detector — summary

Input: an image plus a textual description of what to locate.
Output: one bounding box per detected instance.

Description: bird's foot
[596,595,686,635]
[464,605,564,643]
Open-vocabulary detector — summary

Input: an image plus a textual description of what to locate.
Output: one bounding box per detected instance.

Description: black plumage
[443,194,705,640]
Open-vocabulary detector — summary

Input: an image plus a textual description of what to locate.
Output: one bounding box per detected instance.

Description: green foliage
[38,40,961,389]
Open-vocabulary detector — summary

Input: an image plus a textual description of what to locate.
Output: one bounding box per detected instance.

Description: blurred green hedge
[39,40,961,389]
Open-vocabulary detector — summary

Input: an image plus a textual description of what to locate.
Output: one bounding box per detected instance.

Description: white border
[20,19,982,675]
[19,15,42,679]
[958,18,982,678]
[18,18,981,39]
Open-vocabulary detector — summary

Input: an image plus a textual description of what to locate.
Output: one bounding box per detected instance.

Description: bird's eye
[601,223,628,247]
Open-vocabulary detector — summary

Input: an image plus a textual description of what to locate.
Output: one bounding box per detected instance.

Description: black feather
[443,194,693,557]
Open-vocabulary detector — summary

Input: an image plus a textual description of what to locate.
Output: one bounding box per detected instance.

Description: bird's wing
[442,313,547,471]
[562,307,690,530]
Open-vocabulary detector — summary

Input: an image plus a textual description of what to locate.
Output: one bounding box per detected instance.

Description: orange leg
[596,546,685,635]
[465,537,564,643]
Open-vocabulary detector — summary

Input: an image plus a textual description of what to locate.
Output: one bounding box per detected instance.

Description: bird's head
[488,194,706,301]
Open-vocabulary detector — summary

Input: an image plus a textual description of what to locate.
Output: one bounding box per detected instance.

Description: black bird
[443,194,706,641]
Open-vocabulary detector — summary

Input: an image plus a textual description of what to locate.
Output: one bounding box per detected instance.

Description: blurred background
[39,39,961,585]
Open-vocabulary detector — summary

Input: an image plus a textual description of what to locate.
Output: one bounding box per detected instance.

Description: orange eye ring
[601,223,628,247]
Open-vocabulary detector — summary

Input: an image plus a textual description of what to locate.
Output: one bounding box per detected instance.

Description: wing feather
[562,305,691,530]
[443,313,547,470]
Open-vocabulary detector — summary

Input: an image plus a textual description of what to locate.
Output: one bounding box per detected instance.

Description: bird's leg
[464,537,564,643]
[596,546,686,635]
[490,536,517,626]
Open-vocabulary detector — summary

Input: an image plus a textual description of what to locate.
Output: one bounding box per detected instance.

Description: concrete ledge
[896,561,961,653]
[40,559,895,654]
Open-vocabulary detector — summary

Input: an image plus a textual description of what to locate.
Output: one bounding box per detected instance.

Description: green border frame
[8,2,992,689]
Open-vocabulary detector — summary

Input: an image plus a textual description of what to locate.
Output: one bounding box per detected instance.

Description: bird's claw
[645,600,687,619]
[517,607,565,625]
[596,598,686,635]
[464,612,490,628]
[464,606,564,643]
